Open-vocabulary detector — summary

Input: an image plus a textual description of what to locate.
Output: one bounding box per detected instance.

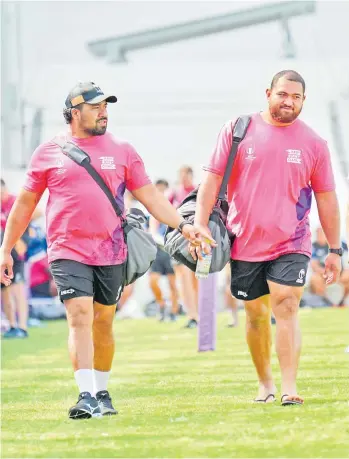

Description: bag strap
[52,137,124,220]
[217,115,251,201]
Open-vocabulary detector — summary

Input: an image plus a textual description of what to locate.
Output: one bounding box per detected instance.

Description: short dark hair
[1,178,6,187]
[62,103,84,124]
[271,70,306,93]
[155,179,169,188]
[179,165,193,175]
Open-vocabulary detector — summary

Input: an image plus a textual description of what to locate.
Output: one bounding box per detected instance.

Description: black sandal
[281,394,304,406]
[254,394,275,403]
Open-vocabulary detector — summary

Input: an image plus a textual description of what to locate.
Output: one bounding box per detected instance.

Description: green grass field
[2,308,349,458]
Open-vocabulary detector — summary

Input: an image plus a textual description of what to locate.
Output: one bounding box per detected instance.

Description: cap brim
[85,94,117,104]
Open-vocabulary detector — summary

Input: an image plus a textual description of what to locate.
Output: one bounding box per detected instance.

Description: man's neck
[260,110,296,127]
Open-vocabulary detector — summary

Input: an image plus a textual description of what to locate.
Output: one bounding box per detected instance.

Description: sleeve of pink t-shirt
[310,139,336,193]
[203,121,234,176]
[23,144,48,194]
[125,144,152,191]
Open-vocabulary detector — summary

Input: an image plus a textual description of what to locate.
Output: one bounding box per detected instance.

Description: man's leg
[267,281,303,403]
[175,264,198,323]
[2,286,16,328]
[65,296,94,377]
[10,282,28,332]
[50,259,99,419]
[149,272,166,318]
[339,270,349,306]
[226,285,239,327]
[93,301,117,393]
[167,274,179,315]
[91,263,124,415]
[245,294,276,401]
[64,296,101,418]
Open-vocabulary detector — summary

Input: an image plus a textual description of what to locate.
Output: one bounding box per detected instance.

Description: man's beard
[270,104,302,124]
[84,120,108,136]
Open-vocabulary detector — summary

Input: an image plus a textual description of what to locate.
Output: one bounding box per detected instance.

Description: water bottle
[195,253,212,279]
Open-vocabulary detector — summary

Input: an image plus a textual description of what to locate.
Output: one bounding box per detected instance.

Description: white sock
[74,369,94,395]
[93,370,110,395]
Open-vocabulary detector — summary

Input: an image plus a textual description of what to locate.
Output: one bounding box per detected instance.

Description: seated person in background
[310,227,349,306]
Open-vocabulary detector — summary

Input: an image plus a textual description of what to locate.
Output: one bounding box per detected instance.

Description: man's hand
[0,249,14,287]
[323,253,341,285]
[181,223,216,254]
[187,225,216,261]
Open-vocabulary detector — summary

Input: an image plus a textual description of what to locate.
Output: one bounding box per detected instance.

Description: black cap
[65,81,117,108]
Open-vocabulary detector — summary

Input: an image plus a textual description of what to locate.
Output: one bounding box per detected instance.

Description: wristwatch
[178,220,189,233]
[329,248,343,256]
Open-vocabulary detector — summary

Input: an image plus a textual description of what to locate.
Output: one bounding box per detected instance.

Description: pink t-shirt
[204,113,336,262]
[168,185,196,208]
[1,194,16,230]
[24,132,151,266]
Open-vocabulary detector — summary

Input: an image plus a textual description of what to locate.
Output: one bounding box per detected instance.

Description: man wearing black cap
[0,81,215,419]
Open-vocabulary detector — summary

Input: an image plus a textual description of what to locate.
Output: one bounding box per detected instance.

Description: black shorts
[1,260,25,289]
[230,253,310,301]
[50,259,125,305]
[150,247,175,276]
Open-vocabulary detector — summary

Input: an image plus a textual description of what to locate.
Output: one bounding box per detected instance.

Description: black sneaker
[184,319,198,329]
[96,390,118,416]
[68,392,101,419]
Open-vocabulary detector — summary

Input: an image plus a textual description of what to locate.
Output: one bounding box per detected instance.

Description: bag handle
[52,137,125,221]
[217,115,251,201]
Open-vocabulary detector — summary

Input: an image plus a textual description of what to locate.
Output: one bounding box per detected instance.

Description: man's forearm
[315,191,341,248]
[194,172,222,227]
[133,186,183,229]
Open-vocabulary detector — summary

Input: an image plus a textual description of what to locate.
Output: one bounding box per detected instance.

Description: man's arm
[314,190,341,284]
[132,184,183,229]
[194,171,223,228]
[314,191,341,248]
[1,189,43,254]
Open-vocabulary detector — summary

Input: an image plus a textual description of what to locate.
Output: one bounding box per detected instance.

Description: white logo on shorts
[61,288,75,295]
[296,269,306,284]
[238,290,248,298]
[99,156,116,170]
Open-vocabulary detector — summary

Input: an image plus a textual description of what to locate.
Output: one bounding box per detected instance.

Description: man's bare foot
[254,383,277,403]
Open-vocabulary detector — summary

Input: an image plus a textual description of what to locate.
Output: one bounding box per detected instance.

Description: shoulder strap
[217,115,251,201]
[52,137,124,219]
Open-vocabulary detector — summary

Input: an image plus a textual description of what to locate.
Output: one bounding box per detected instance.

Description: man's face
[73,101,108,136]
[266,77,305,124]
[155,183,168,194]
[179,169,193,187]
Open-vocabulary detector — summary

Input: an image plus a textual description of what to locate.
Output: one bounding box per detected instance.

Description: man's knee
[93,306,115,334]
[245,296,271,327]
[272,292,299,319]
[66,298,93,329]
